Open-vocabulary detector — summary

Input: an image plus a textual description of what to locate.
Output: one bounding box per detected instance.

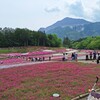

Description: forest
[63,36,100,49]
[0,27,100,50]
[72,36,100,49]
[0,28,62,47]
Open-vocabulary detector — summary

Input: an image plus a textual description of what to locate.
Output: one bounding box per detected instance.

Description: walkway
[0,61,55,69]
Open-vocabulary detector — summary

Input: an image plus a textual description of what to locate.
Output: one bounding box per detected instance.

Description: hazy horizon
[0,0,100,31]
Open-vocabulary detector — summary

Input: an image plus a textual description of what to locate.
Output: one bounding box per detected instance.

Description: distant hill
[39,17,100,40]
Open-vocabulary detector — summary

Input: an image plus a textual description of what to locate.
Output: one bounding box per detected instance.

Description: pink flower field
[0,61,100,100]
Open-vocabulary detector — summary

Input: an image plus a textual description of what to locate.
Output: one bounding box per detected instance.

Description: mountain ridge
[39,17,100,40]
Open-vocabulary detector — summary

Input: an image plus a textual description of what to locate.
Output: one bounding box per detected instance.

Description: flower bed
[0,62,100,100]
[0,58,25,65]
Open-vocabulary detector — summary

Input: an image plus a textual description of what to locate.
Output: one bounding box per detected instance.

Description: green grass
[0,46,65,54]
[0,47,27,54]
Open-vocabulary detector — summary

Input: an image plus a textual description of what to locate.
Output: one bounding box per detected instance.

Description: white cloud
[44,0,100,22]
[80,0,100,21]
[68,1,84,17]
[0,0,100,30]
[44,7,60,13]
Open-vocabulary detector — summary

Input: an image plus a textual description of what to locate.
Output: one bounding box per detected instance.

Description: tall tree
[63,37,71,47]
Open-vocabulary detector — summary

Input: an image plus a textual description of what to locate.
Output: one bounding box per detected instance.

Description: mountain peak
[38,17,100,40]
[55,17,91,26]
[44,17,91,31]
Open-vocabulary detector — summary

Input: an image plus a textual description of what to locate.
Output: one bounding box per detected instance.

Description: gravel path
[0,61,55,69]
[0,53,99,69]
[0,56,98,69]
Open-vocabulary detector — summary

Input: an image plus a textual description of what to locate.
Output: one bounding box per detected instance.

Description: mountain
[39,17,100,40]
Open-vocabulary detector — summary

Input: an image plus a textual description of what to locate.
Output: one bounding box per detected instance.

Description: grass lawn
[0,46,65,54]
[0,61,100,100]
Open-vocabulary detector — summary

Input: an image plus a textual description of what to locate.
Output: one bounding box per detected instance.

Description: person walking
[74,52,78,62]
[90,52,92,60]
[97,53,100,64]
[93,50,97,60]
[71,53,75,60]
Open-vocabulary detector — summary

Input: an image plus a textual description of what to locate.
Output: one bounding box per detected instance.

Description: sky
[0,0,100,31]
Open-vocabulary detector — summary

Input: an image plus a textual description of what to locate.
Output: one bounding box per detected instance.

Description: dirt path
[78,60,97,64]
[0,59,98,69]
[0,61,55,69]
[0,51,99,69]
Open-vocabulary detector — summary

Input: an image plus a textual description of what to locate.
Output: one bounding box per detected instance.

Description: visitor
[39,57,42,61]
[97,53,100,64]
[32,57,35,61]
[62,57,65,61]
[89,52,92,60]
[49,56,51,61]
[93,50,97,60]
[86,54,89,60]
[62,53,68,61]
[43,57,45,61]
[74,52,78,62]
[71,53,75,60]
[35,57,38,61]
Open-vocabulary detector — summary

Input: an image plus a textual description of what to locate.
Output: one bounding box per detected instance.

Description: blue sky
[0,0,100,31]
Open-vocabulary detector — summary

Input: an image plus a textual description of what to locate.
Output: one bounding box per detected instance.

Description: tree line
[72,36,100,49]
[63,36,100,50]
[0,27,62,48]
[0,27,100,50]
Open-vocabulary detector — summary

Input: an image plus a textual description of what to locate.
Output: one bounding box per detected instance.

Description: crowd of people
[62,50,100,64]
[0,50,100,65]
[62,52,78,61]
[25,56,52,62]
[71,52,78,61]
[86,51,100,64]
